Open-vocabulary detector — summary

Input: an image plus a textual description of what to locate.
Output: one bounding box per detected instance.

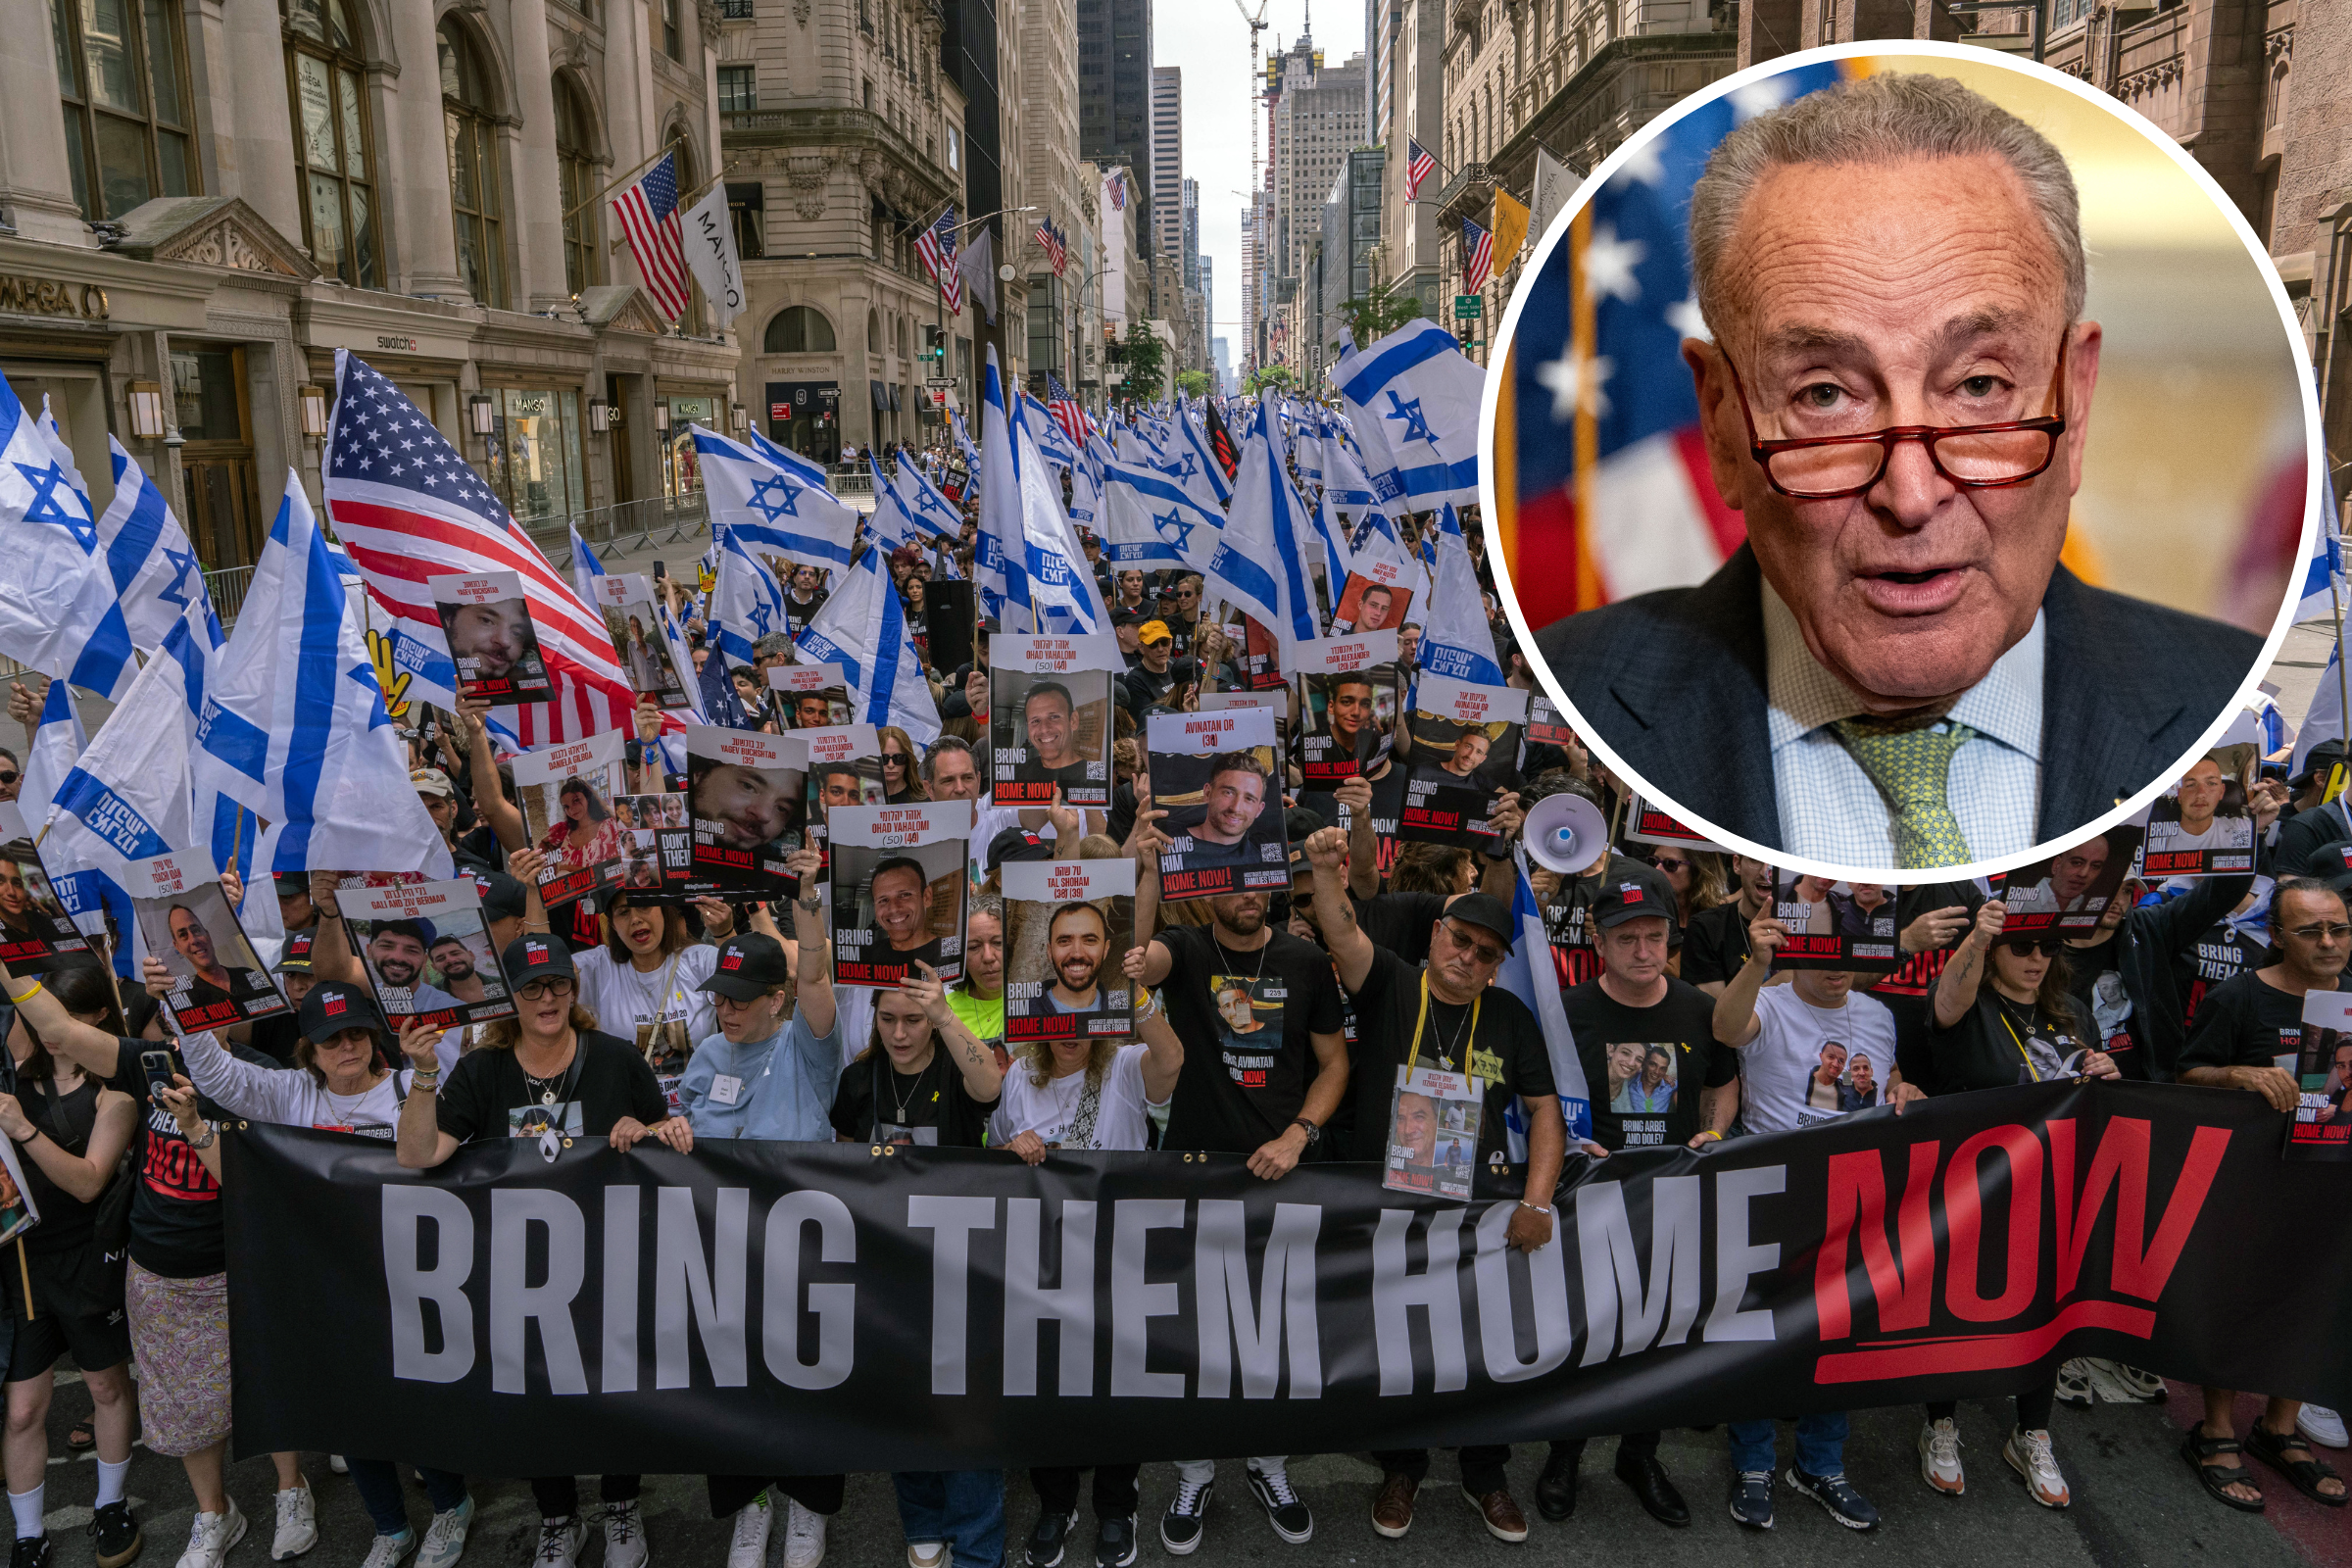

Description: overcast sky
[1153,0,1365,357]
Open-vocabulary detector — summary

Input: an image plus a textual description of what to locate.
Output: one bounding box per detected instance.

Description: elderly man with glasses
[1532,71,2262,868]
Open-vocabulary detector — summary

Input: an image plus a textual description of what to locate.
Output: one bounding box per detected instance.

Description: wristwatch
[1290,1117,1322,1147]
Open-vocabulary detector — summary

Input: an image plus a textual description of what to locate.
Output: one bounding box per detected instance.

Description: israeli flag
[867,451,924,555]
[569,520,606,607]
[1336,318,1484,510]
[2295,473,2343,624]
[977,351,1023,625]
[697,425,857,568]
[93,437,220,654]
[1322,423,1380,512]
[709,518,793,672]
[0,376,136,698]
[1415,504,1505,685]
[797,544,942,745]
[890,452,964,545]
[1496,857,1592,1145]
[1172,393,1233,507]
[1101,457,1220,573]
[1013,395,1110,635]
[951,406,983,478]
[192,474,451,877]
[19,666,83,834]
[1206,391,1320,669]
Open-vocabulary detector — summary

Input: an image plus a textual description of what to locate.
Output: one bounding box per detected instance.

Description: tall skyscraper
[1152,67,1184,266]
[1079,0,1154,251]
[1181,177,1201,292]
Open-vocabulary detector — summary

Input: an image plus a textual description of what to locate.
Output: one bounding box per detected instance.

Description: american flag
[1461,217,1494,292]
[916,205,962,313]
[1047,373,1091,448]
[610,151,692,321]
[1036,217,1068,276]
[321,352,639,745]
[1406,138,1438,201]
[1107,170,1127,211]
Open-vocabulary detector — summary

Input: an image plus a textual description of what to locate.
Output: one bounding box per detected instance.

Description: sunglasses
[0,771,17,786]
[1651,857,1690,873]
[2002,936,2062,957]
[517,978,576,1002]
[1441,920,1505,967]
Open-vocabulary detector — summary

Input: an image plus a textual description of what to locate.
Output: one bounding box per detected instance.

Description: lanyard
[1995,1001,2045,1082]
[1405,971,1482,1078]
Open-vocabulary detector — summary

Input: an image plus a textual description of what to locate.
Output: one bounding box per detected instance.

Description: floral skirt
[125,1261,231,1456]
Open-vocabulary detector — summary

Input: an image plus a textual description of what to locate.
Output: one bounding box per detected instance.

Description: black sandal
[66,1419,94,1451]
[2181,1423,2265,1512]
[2246,1421,2350,1507]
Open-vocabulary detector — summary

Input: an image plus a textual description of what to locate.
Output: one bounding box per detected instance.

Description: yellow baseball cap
[1138,619,1174,646]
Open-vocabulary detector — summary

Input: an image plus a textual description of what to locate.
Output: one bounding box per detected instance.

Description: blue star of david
[1173,452,1198,480]
[747,474,801,521]
[1382,391,1439,449]
[346,663,393,729]
[744,598,775,638]
[1153,508,1197,557]
[13,461,95,550]
[158,545,201,611]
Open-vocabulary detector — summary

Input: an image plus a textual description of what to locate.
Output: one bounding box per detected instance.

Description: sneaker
[15,1537,52,1568]
[417,1497,474,1568]
[2299,1405,2351,1449]
[1158,1479,1210,1556]
[271,1483,318,1561]
[1368,1475,1415,1540]
[88,1503,143,1568]
[1728,1472,1774,1530]
[2054,1359,2094,1408]
[781,1499,825,1568]
[175,1503,248,1568]
[360,1533,416,1568]
[532,1517,585,1568]
[601,1502,648,1568]
[1245,1468,1312,1545]
[727,1496,771,1568]
[906,1545,945,1568]
[330,1457,350,1477]
[1918,1419,1966,1495]
[1786,1466,1879,1532]
[1024,1508,1076,1568]
[2082,1357,2166,1406]
[1092,1517,1136,1568]
[2004,1428,2072,1509]
[1459,1489,1526,1544]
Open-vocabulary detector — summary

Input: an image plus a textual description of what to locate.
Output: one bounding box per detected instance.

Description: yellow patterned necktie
[1831,716,1977,868]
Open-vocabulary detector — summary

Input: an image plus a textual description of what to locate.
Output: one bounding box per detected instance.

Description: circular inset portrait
[1486,43,2316,880]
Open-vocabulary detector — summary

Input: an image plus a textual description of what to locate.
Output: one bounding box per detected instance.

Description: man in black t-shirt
[1549,875,1739,1531]
[1680,855,1774,993]
[1133,827,1348,1555]
[2177,875,2350,1510]
[1302,831,1561,1545]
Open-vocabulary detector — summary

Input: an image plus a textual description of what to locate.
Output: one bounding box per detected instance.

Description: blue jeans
[1727,1411,1849,1477]
[892,1471,1004,1568]
[348,1460,468,1536]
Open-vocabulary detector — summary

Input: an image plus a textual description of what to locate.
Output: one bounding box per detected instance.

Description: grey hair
[1690,71,2085,339]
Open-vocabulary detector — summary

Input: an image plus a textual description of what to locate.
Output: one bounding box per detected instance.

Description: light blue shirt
[677,1006,843,1143]
[1763,580,2044,866]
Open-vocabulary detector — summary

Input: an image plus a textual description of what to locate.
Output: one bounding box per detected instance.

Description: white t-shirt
[1739,984,1898,1135]
[179,1029,415,1138]
[575,944,720,1112]
[990,1043,1160,1152]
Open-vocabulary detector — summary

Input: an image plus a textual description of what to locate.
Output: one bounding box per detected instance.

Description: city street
[27,1368,2342,1568]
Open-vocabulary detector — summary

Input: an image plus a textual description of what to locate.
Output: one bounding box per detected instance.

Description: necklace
[521,1041,581,1107]
[886,1050,939,1123]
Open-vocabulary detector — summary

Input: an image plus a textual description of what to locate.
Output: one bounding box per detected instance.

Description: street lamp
[588,398,612,434]
[468,395,496,436]
[126,380,167,440]
[297,384,330,438]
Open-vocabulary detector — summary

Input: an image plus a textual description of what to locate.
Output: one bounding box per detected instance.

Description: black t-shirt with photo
[2174,919,2271,1038]
[109,1035,274,1279]
[1345,947,1554,1167]
[2062,930,2148,1079]
[1158,925,1346,1154]
[1924,982,2093,1096]
[1558,976,1734,1152]
[830,1051,995,1147]
[1680,901,1756,988]
[435,1030,666,1144]
[2180,970,2310,1075]
[1352,891,1447,967]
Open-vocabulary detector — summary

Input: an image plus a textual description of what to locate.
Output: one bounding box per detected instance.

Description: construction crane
[1232,0,1272,202]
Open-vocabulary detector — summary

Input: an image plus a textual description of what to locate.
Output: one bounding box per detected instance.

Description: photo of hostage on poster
[768,662,854,730]
[828,802,972,989]
[1996,824,2146,936]
[2134,741,2260,877]
[992,635,1120,808]
[1295,632,1399,789]
[1392,673,1527,846]
[512,729,630,909]
[1384,1064,1482,1202]
[428,568,552,704]
[594,573,693,709]
[1329,568,1415,637]
[612,793,692,895]
[343,877,514,1028]
[0,805,90,975]
[2293,990,2352,1160]
[684,725,807,897]
[125,849,289,1034]
[1149,708,1289,901]
[1770,870,1903,972]
[1002,858,1135,1045]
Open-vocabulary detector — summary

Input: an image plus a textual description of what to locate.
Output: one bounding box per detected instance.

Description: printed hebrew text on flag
[796,543,942,746]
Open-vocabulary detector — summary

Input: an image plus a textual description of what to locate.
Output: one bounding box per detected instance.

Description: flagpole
[564,142,691,223]
[2332,564,2349,800]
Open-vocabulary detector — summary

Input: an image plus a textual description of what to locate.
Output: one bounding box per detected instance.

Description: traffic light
[921,325,945,361]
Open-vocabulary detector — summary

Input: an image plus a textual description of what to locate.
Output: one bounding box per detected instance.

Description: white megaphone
[1522,792,1610,876]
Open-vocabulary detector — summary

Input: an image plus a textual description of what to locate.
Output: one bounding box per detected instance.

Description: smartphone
[654,560,667,581]
[2261,760,2290,782]
[140,1049,178,1103]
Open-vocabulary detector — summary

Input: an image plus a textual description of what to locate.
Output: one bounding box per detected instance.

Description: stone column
[384,0,465,297]
[0,9,93,244]
[218,0,303,241]
[1738,0,1804,66]
[508,0,568,310]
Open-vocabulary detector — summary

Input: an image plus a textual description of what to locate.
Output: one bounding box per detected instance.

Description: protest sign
[428,569,552,704]
[827,802,972,989]
[344,877,514,1028]
[992,636,1119,808]
[1149,709,1288,901]
[1771,870,1903,973]
[593,575,691,708]
[512,730,630,909]
[683,725,806,896]
[125,848,289,1034]
[1002,859,1135,1045]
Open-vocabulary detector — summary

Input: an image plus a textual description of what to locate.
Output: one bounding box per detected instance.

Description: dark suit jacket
[1534,545,2265,853]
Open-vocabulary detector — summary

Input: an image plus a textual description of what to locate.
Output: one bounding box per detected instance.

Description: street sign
[1453,295,1483,319]
[926,377,956,388]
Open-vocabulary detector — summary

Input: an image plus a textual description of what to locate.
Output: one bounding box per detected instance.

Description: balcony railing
[720,0,754,15]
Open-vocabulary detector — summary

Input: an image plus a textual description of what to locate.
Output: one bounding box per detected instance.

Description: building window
[764,306,836,353]
[52,0,198,220]
[728,181,765,259]
[282,0,379,287]
[662,0,681,58]
[439,21,507,309]
[555,74,601,298]
[483,388,585,525]
[717,63,756,111]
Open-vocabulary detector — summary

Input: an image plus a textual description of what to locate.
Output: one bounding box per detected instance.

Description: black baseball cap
[698,932,792,1001]
[478,871,527,924]
[502,933,577,985]
[1592,864,1678,930]
[275,928,317,975]
[2294,739,2347,788]
[298,981,387,1044]
[1442,891,1515,954]
[275,871,310,895]
[988,825,1054,872]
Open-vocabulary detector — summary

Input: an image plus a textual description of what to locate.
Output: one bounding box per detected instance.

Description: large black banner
[225,1082,2352,1476]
